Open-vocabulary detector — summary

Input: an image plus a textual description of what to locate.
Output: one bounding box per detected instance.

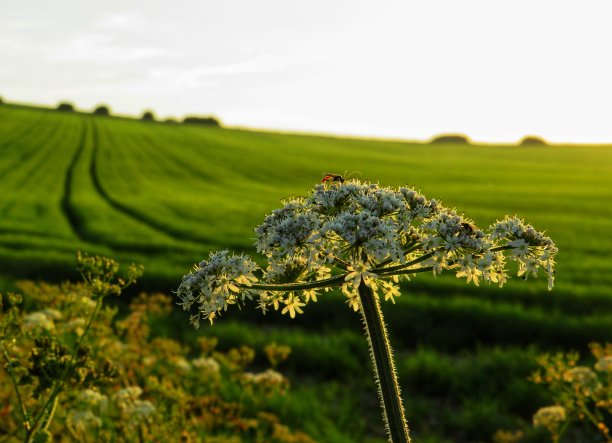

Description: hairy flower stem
[358,282,410,443]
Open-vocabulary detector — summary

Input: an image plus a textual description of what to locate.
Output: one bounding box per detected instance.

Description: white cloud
[94,11,149,31]
[0,20,51,31]
[47,32,167,65]
[144,53,291,90]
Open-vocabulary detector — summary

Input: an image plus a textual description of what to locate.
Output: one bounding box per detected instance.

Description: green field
[1,103,611,442]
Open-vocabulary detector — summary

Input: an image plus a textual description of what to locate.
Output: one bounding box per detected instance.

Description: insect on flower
[322,173,345,184]
[460,222,476,234]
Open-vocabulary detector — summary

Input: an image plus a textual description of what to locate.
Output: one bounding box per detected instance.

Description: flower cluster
[177,250,259,328]
[177,179,558,326]
[242,368,288,396]
[531,343,611,441]
[113,386,156,423]
[1,264,314,443]
[533,405,567,435]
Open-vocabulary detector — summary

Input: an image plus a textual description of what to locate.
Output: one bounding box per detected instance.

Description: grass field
[1,102,611,442]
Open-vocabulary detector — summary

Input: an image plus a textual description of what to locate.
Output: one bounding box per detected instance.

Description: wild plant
[177,178,558,442]
[1,252,142,442]
[531,343,611,442]
[1,254,309,442]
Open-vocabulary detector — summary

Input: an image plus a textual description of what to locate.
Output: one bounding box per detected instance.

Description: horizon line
[4,97,612,147]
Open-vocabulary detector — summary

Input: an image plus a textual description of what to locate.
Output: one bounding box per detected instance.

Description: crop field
[1,103,611,442]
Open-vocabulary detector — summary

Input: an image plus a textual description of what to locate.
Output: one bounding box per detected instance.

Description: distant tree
[429,134,470,144]
[93,105,111,116]
[141,110,156,121]
[520,136,548,146]
[57,102,75,112]
[182,115,221,127]
[0,96,4,104]
[164,118,178,124]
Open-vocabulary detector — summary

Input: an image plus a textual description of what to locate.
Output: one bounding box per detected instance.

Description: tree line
[44,100,220,127]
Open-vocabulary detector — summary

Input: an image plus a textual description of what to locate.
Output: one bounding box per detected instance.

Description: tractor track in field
[60,118,90,242]
[89,119,225,251]
[58,119,201,255]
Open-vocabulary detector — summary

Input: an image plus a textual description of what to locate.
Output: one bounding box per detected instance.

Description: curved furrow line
[0,117,60,178]
[58,119,199,255]
[0,113,48,152]
[135,132,217,182]
[60,118,90,241]
[151,125,251,178]
[153,125,298,187]
[128,127,277,203]
[87,121,218,251]
[1,118,75,197]
[0,129,72,217]
[0,227,75,242]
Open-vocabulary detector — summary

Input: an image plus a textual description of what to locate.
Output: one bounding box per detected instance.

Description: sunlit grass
[1,103,611,442]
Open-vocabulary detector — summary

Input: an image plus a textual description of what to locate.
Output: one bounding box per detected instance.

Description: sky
[2,0,612,143]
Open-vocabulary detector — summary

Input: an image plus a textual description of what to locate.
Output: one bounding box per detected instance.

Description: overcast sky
[2,0,612,142]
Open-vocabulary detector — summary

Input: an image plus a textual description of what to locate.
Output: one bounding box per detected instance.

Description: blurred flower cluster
[0,256,313,443]
[177,179,557,327]
[531,343,611,442]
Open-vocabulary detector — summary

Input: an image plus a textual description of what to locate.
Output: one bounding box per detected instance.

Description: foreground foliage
[0,253,608,442]
[530,344,611,442]
[0,255,313,443]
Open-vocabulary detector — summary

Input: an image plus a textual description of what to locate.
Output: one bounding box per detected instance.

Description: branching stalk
[26,297,102,442]
[40,396,59,431]
[373,251,435,274]
[240,273,348,291]
[2,345,31,431]
[380,266,434,277]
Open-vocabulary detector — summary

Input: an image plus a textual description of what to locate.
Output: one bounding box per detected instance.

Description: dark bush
[141,110,155,121]
[164,118,178,124]
[182,115,221,127]
[429,134,471,144]
[0,96,4,104]
[57,102,75,112]
[93,105,111,116]
[520,136,547,146]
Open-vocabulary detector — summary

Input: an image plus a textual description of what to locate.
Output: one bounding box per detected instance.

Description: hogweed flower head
[177,179,558,327]
[177,178,559,443]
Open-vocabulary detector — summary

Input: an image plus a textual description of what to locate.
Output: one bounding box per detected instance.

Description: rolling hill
[1,102,611,442]
[1,103,611,295]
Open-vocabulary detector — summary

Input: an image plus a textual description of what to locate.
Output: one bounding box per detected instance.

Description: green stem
[373,251,435,274]
[26,297,102,442]
[333,255,350,269]
[578,405,612,442]
[241,263,436,293]
[1,345,31,432]
[375,242,421,268]
[40,396,58,431]
[377,266,433,277]
[555,420,571,443]
[358,282,410,443]
[240,273,348,291]
[490,245,513,252]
